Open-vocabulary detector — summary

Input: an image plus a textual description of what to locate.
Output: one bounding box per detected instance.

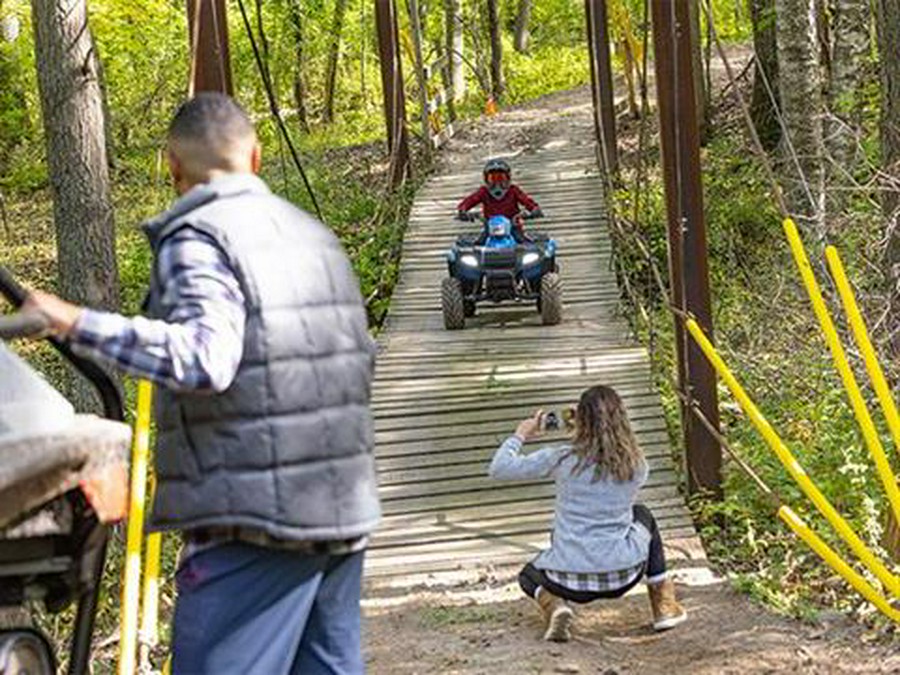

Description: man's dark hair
[168,92,255,146]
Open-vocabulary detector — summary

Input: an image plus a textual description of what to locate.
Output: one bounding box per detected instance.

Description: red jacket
[456,185,539,219]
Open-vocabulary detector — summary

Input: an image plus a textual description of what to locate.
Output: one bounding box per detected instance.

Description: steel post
[650,0,721,498]
[585,0,618,177]
[375,0,410,187]
[186,0,233,96]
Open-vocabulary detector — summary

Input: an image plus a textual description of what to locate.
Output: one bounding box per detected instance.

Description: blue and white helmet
[487,215,512,238]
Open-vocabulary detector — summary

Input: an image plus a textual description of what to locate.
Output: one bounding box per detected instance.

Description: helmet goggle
[485,170,510,185]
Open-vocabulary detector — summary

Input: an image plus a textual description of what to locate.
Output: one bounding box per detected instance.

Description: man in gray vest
[26,93,381,674]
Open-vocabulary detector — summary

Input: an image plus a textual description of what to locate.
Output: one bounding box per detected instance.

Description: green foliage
[614,116,899,625]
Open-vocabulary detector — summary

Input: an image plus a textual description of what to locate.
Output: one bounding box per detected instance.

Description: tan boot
[535,588,574,642]
[647,578,687,631]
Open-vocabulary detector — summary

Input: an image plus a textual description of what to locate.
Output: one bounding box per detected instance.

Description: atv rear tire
[540,272,562,326]
[442,277,466,329]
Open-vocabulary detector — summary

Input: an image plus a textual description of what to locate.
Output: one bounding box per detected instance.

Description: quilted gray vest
[143,174,381,541]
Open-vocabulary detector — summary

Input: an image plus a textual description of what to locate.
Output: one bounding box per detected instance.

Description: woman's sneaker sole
[543,605,574,642]
[652,611,687,631]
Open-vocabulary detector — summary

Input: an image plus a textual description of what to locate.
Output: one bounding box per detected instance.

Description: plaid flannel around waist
[545,562,645,593]
[183,525,368,559]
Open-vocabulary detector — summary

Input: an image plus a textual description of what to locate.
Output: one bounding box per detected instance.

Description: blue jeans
[172,543,365,675]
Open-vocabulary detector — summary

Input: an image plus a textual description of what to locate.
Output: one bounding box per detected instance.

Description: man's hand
[23,290,84,337]
[515,409,544,442]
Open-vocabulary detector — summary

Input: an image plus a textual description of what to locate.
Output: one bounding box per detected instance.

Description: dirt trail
[361,80,899,674]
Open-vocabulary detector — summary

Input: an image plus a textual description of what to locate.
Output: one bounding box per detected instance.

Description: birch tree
[775,0,826,229]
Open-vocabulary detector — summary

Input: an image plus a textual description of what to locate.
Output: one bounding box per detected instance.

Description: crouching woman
[488,385,687,642]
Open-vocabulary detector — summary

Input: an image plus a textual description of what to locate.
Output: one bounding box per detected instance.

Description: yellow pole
[784,220,900,532]
[118,380,154,675]
[139,474,162,666]
[685,318,900,596]
[826,246,900,463]
[777,506,900,623]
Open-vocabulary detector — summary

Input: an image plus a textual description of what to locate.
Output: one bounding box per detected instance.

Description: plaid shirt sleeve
[68,227,246,393]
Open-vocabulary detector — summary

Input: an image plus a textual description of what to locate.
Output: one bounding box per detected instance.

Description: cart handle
[0,264,124,422]
[0,311,50,340]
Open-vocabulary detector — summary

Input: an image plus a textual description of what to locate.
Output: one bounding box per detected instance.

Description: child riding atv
[456,158,543,242]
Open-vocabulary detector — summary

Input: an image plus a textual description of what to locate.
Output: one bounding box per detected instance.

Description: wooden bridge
[365,143,706,586]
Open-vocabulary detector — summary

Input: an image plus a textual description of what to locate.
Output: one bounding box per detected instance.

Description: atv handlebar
[456,210,543,223]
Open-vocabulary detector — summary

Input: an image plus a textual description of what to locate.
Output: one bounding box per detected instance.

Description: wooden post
[375,0,410,186]
[186,0,233,96]
[650,0,721,498]
[585,0,618,177]
[408,0,432,160]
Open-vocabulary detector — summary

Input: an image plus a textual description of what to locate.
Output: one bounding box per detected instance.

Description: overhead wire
[235,0,324,221]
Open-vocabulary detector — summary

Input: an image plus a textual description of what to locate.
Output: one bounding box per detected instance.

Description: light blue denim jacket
[489,436,651,573]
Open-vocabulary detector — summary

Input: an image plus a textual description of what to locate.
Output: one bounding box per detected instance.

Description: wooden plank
[365,533,702,577]
[377,444,676,485]
[371,511,695,550]
[378,494,689,529]
[374,429,672,461]
[374,434,673,470]
[380,482,682,516]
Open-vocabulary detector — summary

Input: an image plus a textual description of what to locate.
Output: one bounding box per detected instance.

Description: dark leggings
[518,504,667,604]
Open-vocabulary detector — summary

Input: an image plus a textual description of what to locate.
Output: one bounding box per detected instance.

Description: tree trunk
[486,0,504,101]
[513,0,532,53]
[287,0,310,132]
[688,0,707,144]
[878,0,900,286]
[621,39,638,118]
[775,0,826,230]
[445,0,465,102]
[30,0,119,410]
[750,0,781,150]
[323,0,349,123]
[828,0,871,168]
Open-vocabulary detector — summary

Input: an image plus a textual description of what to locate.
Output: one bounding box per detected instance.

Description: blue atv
[442,212,561,329]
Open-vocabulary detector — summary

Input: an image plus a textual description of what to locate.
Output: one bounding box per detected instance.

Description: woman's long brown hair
[568,385,644,482]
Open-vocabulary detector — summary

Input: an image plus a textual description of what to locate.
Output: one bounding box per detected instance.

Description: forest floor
[360,59,900,675]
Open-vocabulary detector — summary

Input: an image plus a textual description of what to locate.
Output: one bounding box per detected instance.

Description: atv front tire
[442,277,466,329]
[464,299,476,317]
[540,272,562,326]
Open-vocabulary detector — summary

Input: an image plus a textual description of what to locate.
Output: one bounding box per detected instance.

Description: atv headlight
[521,252,541,266]
[460,254,479,268]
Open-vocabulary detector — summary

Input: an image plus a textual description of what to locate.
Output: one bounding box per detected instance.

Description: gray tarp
[0,415,131,531]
